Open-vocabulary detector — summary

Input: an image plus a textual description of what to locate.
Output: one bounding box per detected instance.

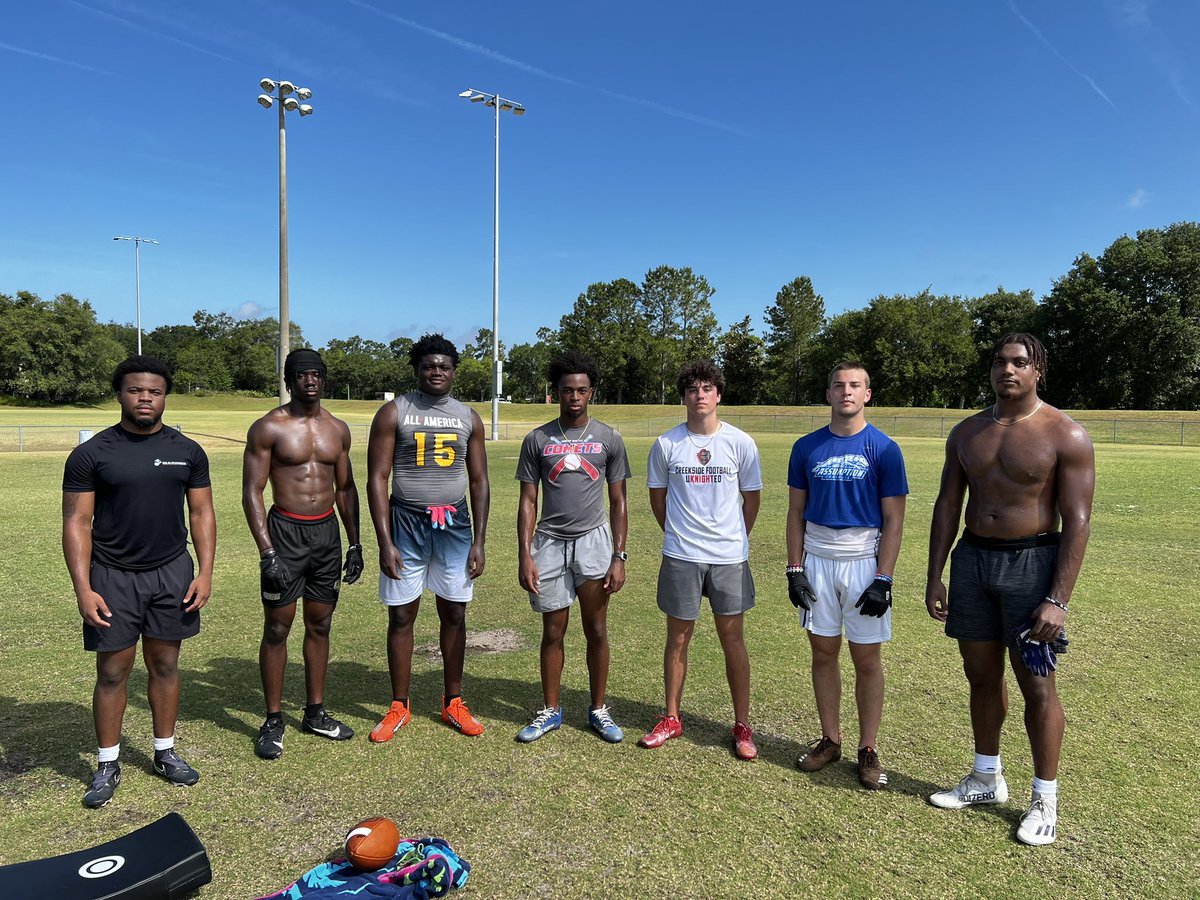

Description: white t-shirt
[647,422,763,564]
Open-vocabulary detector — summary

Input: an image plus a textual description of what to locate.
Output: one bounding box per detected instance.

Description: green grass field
[1,403,1197,898]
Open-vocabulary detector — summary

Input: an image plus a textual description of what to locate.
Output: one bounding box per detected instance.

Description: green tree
[968,286,1038,406]
[505,340,553,402]
[719,315,768,405]
[639,266,719,403]
[763,276,825,404]
[174,341,233,392]
[558,279,651,403]
[454,356,491,402]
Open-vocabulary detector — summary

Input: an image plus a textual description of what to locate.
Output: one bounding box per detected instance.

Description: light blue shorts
[379,500,474,605]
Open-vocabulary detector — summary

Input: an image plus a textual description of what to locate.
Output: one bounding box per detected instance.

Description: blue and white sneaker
[516,706,561,743]
[588,705,624,743]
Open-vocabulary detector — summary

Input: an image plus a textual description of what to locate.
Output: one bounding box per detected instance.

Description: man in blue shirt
[786,361,908,789]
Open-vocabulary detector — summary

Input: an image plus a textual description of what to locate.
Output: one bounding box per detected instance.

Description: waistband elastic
[271,506,335,522]
[962,529,1059,551]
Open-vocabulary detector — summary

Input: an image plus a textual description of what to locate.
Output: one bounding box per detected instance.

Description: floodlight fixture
[513,106,526,116]
[258,94,274,109]
[260,77,277,92]
[112,235,158,355]
[279,80,295,96]
[283,97,299,111]
[296,87,312,100]
[458,89,473,97]
[298,104,313,116]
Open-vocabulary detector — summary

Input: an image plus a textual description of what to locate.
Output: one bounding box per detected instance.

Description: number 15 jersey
[391,391,475,508]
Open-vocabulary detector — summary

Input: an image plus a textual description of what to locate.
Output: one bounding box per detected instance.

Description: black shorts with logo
[263,507,342,608]
[84,551,200,652]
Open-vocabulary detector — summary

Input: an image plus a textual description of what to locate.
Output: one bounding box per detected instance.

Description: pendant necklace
[992,400,1043,426]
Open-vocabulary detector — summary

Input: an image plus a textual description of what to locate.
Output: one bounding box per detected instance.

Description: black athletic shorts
[263,506,342,608]
[946,530,1058,648]
[84,551,200,652]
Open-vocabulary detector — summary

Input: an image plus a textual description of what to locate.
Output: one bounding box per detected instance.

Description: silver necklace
[686,423,722,449]
[992,400,1043,426]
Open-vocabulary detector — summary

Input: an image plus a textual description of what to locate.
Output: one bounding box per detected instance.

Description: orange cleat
[441,696,485,736]
[369,700,411,743]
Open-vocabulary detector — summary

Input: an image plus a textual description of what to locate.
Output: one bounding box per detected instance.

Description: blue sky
[3,1,1198,351]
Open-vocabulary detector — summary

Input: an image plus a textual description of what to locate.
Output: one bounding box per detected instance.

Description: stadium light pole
[459,88,525,441]
[112,235,158,355]
[257,77,314,407]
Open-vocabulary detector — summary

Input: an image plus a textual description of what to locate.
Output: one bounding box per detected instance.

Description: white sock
[97,744,120,764]
[153,736,175,753]
[1032,777,1057,799]
[973,753,1002,776]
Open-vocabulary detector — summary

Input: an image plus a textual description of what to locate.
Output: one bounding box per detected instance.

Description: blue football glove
[1016,618,1069,677]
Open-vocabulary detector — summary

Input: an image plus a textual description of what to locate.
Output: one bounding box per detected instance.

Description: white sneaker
[1017,795,1058,845]
[929,769,1009,809]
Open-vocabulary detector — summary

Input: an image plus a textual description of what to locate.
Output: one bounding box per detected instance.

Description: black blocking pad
[0,812,212,899]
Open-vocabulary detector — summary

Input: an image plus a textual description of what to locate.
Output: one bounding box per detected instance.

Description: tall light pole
[459,88,525,441]
[257,77,314,407]
[112,235,158,355]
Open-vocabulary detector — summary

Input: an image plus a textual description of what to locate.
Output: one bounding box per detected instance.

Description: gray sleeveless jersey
[391,391,475,508]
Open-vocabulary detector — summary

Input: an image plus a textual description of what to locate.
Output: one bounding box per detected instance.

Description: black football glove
[854,577,893,617]
[343,544,364,584]
[787,568,817,610]
[259,549,293,594]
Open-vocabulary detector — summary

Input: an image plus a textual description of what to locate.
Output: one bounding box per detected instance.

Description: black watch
[612,550,628,561]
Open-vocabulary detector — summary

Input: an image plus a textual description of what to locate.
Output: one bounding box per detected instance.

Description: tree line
[3,222,1198,409]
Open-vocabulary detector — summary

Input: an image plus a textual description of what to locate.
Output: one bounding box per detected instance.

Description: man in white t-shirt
[640,360,763,760]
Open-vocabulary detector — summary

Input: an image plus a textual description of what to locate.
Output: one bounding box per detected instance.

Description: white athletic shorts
[801,552,891,644]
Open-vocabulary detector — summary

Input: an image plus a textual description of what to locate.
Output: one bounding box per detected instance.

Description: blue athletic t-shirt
[787,424,908,529]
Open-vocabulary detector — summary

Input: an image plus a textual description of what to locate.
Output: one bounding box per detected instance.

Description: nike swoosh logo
[308,725,343,737]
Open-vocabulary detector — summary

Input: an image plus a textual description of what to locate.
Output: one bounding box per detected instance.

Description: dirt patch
[416,628,524,660]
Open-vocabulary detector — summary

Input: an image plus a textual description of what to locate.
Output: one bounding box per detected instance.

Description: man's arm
[648,487,667,532]
[926,430,968,622]
[1030,423,1095,642]
[786,487,807,567]
[876,495,906,578]
[242,419,275,554]
[740,490,761,535]
[334,419,363,583]
[63,491,110,627]
[184,486,216,612]
[367,402,403,579]
[465,410,490,579]
[604,479,628,594]
[516,480,540,595]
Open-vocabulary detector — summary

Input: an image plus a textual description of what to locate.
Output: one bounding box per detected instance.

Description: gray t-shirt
[391,391,475,508]
[515,418,631,540]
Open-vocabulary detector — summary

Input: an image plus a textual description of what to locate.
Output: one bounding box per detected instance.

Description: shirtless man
[926,333,1094,846]
[243,348,363,759]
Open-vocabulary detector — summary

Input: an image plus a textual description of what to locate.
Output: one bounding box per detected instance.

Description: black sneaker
[153,748,200,786]
[255,717,285,760]
[83,762,121,808]
[301,708,354,741]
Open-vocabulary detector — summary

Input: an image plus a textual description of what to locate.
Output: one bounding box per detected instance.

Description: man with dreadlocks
[366,334,490,740]
[244,348,363,759]
[926,333,1094,846]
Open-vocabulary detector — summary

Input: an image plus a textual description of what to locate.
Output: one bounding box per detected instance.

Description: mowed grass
[0,411,1198,898]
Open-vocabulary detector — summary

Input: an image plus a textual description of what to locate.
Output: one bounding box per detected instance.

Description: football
[344,816,400,871]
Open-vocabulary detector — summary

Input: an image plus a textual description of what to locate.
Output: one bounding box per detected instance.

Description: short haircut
[111,355,173,394]
[677,359,725,397]
[828,360,871,389]
[992,332,1048,387]
[547,349,599,390]
[409,333,460,370]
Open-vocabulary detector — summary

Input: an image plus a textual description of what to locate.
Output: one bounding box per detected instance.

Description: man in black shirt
[62,356,216,808]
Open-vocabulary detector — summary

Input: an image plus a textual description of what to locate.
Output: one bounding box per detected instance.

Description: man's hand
[1027,598,1068,643]
[518,555,540,595]
[260,549,293,593]
[603,558,626,595]
[379,544,404,580]
[468,542,485,579]
[183,574,212,612]
[855,577,893,617]
[787,568,817,610]
[343,544,364,584]
[76,589,112,627]
[925,579,949,622]
[1016,618,1070,677]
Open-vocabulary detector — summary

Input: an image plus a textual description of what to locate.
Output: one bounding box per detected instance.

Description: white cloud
[0,39,117,75]
[1007,1,1117,111]
[233,301,265,319]
[1127,188,1149,208]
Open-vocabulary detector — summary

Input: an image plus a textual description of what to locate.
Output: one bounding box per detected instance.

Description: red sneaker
[732,722,758,760]
[442,696,485,737]
[638,714,683,749]
[369,700,411,743]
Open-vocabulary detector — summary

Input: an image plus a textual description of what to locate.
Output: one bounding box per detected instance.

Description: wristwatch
[612,550,628,562]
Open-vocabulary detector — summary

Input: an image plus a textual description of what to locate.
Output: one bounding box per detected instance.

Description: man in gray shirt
[514,350,630,743]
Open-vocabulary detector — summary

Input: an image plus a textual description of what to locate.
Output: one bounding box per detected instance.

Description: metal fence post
[1112,420,1117,443]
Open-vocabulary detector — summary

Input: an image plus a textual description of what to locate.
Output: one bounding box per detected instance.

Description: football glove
[426,505,456,530]
[343,544,364,584]
[259,549,293,593]
[786,568,817,610]
[1016,619,1070,677]
[854,577,893,617]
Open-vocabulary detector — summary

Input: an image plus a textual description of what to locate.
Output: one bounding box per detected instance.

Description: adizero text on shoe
[638,714,683,749]
[255,717,285,759]
[929,770,1009,809]
[857,746,887,790]
[302,709,355,741]
[588,705,624,743]
[370,700,411,743]
[796,735,841,772]
[442,696,485,736]
[516,706,562,743]
[153,749,200,786]
[1017,796,1058,846]
[83,762,121,808]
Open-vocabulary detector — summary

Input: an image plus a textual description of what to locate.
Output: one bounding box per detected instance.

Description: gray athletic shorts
[528,524,613,613]
[657,555,755,621]
[946,530,1058,647]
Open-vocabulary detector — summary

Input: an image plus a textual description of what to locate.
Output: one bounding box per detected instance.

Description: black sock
[304,703,323,718]
[265,711,283,722]
[394,697,408,706]
[444,694,460,708]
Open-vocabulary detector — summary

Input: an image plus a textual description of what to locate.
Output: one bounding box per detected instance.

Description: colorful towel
[257,837,470,899]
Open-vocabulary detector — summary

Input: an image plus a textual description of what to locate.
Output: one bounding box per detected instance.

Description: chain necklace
[992,400,1043,426]
[557,415,590,441]
[686,422,722,449]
